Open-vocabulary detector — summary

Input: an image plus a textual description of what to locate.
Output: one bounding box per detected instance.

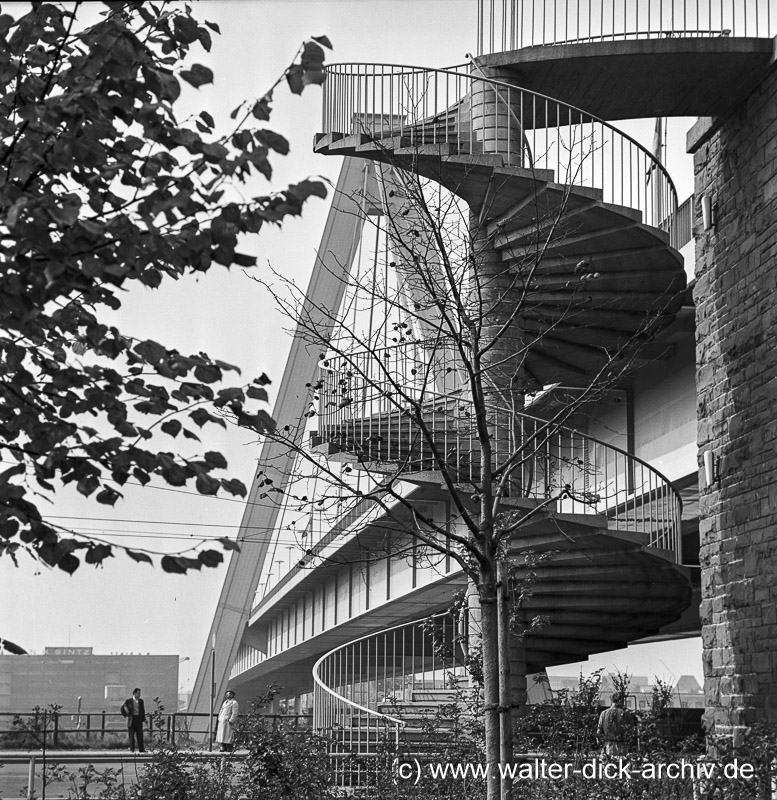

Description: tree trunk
[470,205,527,800]
[497,559,514,800]
[479,565,501,800]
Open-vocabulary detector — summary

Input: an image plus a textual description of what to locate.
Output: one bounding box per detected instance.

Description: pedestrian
[597,691,632,756]
[121,687,146,753]
[216,690,239,752]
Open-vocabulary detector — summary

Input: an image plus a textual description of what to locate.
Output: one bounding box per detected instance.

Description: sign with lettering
[44,647,93,656]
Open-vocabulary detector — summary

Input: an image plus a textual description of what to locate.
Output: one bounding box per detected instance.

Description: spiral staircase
[308,0,775,773]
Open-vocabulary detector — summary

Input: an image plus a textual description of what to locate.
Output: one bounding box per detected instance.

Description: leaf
[95,487,121,506]
[126,550,154,565]
[312,35,333,49]
[133,468,151,486]
[236,408,277,434]
[200,142,228,162]
[162,555,202,573]
[135,340,168,364]
[48,195,82,227]
[301,41,326,69]
[195,472,220,495]
[232,252,257,267]
[246,385,268,402]
[0,14,14,36]
[58,553,81,575]
[76,475,100,497]
[286,63,304,95]
[256,130,289,155]
[85,544,114,565]
[161,419,182,437]
[204,451,228,470]
[218,537,241,552]
[190,408,225,428]
[302,69,326,87]
[198,549,224,568]
[0,519,20,540]
[161,555,188,574]
[288,178,328,201]
[0,464,26,485]
[251,96,272,121]
[161,462,189,486]
[220,478,246,497]
[193,363,221,383]
[214,387,244,408]
[179,63,214,88]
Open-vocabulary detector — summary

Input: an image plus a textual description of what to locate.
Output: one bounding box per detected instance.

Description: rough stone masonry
[690,61,777,742]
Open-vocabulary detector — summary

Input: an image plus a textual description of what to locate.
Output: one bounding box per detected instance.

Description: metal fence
[477,0,776,53]
[0,710,311,749]
[322,63,677,231]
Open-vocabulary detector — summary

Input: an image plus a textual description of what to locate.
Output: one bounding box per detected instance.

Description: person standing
[121,688,146,753]
[597,691,632,756]
[216,690,239,752]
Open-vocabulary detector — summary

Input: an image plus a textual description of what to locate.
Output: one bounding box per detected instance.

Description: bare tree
[242,125,686,798]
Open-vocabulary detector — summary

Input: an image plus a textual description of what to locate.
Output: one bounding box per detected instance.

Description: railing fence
[477,0,775,53]
[313,613,464,785]
[322,63,677,232]
[0,711,311,749]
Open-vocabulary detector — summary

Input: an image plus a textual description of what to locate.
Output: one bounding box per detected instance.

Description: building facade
[0,648,178,714]
[191,0,777,748]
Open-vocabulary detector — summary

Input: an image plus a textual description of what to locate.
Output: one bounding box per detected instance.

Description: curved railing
[322,63,677,230]
[313,613,463,781]
[477,0,775,53]
[315,345,682,559]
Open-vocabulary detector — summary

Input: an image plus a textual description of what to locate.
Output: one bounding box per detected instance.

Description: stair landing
[478,37,776,120]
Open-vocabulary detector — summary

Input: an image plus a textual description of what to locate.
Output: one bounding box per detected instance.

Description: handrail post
[27,755,36,800]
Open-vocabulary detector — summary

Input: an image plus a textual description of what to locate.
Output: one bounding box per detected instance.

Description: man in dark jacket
[597,692,632,756]
[121,687,146,752]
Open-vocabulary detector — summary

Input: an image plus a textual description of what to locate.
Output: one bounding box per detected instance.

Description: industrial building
[0,647,178,715]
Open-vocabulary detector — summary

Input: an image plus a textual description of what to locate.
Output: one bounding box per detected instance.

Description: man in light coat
[216,690,239,751]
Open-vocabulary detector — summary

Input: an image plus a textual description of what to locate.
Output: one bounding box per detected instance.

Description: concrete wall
[580,336,697,485]
[633,336,697,482]
[690,63,777,740]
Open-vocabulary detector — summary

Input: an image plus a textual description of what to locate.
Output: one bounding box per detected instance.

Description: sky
[0,0,701,696]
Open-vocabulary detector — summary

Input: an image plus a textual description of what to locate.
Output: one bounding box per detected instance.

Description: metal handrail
[316,345,683,558]
[321,62,677,230]
[312,612,461,783]
[477,0,775,53]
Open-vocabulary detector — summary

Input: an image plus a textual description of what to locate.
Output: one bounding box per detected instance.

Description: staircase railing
[477,0,775,53]
[316,345,682,560]
[322,63,677,230]
[312,613,462,783]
